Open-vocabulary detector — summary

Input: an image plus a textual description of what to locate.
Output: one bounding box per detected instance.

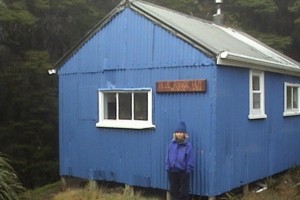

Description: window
[284,83,300,116]
[248,70,267,119]
[96,88,155,129]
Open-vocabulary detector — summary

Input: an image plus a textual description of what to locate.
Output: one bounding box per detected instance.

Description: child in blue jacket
[166,121,194,200]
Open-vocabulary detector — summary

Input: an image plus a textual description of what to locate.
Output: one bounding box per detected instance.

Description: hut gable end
[59,8,214,75]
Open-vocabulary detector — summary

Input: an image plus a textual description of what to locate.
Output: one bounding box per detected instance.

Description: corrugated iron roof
[55,0,300,76]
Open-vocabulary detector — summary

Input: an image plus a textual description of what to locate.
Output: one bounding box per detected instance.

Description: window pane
[293,87,298,109]
[287,86,292,109]
[134,93,148,120]
[104,93,116,119]
[253,93,261,109]
[252,76,260,91]
[119,93,132,119]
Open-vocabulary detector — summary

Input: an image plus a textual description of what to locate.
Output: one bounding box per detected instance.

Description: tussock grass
[21,166,300,200]
[20,182,62,200]
[218,166,300,200]
[53,181,161,200]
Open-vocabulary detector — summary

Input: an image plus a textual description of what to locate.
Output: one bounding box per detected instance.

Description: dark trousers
[168,171,190,200]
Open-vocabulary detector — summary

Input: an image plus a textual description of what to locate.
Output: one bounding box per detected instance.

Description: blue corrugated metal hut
[55,0,300,197]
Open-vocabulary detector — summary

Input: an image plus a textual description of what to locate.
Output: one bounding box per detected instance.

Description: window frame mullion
[116,92,119,120]
[132,93,134,120]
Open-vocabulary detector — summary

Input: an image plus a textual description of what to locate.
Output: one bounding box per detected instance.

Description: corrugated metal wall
[213,66,300,196]
[59,9,212,75]
[59,7,216,195]
[58,6,300,197]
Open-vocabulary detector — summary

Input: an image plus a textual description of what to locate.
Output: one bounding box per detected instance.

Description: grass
[20,180,163,200]
[19,166,300,200]
[222,167,300,200]
[52,181,162,200]
[20,182,62,200]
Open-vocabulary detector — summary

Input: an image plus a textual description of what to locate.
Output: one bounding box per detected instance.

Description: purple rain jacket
[166,139,194,174]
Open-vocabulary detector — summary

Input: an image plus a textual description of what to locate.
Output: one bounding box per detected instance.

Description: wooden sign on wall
[156,79,206,93]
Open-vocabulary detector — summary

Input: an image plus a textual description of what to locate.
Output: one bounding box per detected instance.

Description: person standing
[166,121,194,200]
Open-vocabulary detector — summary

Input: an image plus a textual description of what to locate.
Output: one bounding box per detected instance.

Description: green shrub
[0,153,24,200]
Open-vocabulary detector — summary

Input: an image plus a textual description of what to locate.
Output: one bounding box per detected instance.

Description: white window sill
[283,112,300,117]
[96,120,155,129]
[248,114,267,120]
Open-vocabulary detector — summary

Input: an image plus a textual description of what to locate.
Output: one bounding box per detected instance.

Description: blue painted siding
[59,7,215,195]
[59,65,216,191]
[59,9,212,75]
[213,66,300,195]
[58,5,300,197]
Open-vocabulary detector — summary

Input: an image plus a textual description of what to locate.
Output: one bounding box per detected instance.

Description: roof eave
[129,0,218,58]
[53,0,218,71]
[53,0,128,70]
[217,52,300,77]
[53,0,300,78]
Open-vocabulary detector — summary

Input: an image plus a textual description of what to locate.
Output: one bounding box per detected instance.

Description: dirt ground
[24,167,300,200]
[220,170,300,200]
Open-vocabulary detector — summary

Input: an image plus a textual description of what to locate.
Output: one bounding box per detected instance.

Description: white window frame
[283,82,300,116]
[96,88,155,129]
[248,70,267,119]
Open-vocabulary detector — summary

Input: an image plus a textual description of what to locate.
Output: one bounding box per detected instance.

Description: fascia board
[217,51,300,77]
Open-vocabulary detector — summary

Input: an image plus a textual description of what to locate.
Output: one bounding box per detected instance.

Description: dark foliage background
[0,0,299,189]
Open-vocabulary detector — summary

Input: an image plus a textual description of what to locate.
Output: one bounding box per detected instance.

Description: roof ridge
[54,0,300,76]
[130,0,215,25]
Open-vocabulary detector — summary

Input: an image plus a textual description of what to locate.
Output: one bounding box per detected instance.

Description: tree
[0,0,37,68]
[26,0,105,62]
[288,0,300,59]
[0,153,24,200]
[0,0,106,188]
[223,0,296,57]
[0,50,59,188]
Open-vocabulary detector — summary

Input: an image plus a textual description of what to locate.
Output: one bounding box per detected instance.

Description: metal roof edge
[53,0,128,69]
[217,52,300,77]
[53,0,300,78]
[216,26,300,68]
[130,0,217,58]
[54,0,218,71]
